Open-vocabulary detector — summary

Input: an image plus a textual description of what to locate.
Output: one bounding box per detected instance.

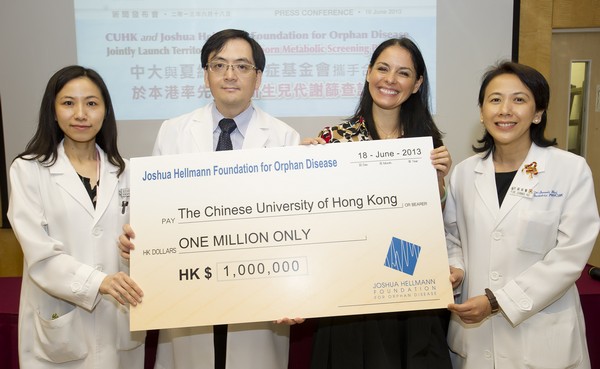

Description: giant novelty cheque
[129,137,452,331]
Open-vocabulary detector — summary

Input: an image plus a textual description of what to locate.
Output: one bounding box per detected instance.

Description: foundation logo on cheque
[384,237,421,275]
[373,237,437,301]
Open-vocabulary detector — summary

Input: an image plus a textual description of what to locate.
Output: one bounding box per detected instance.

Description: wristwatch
[484,288,500,314]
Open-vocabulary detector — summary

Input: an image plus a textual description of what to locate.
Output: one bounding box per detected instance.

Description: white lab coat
[445,143,599,369]
[7,142,145,368]
[153,103,300,156]
[152,102,300,369]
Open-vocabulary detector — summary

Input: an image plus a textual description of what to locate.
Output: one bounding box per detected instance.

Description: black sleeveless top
[495,170,517,206]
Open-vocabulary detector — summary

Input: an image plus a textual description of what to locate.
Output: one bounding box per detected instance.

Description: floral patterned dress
[318,117,373,143]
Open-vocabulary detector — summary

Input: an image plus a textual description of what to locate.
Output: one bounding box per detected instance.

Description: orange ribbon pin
[522,161,538,179]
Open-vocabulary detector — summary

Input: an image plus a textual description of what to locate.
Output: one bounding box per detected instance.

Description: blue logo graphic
[384,237,421,275]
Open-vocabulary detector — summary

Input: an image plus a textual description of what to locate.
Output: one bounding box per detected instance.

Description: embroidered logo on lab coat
[533,190,564,198]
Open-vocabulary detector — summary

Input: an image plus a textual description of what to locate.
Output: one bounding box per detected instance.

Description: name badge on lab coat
[509,186,534,199]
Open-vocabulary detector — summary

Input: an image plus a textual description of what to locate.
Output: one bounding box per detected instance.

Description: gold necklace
[375,123,400,139]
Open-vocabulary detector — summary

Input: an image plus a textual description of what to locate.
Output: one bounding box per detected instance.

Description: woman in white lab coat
[445,61,599,368]
[8,65,146,368]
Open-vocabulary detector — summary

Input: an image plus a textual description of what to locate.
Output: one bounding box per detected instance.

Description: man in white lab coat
[121,29,300,369]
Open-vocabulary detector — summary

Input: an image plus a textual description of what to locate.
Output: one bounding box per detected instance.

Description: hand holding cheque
[128,137,452,331]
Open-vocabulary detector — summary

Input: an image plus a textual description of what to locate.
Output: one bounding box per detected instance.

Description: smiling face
[366,45,423,113]
[204,38,262,118]
[480,73,543,151]
[55,76,105,147]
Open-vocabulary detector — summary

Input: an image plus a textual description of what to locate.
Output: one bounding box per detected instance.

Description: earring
[533,118,540,123]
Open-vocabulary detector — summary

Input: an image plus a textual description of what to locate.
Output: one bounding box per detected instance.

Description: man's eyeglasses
[206,62,258,75]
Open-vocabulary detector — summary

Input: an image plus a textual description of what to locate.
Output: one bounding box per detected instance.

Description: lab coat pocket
[116,304,145,350]
[33,307,88,363]
[447,314,467,358]
[521,306,582,368]
[516,209,559,255]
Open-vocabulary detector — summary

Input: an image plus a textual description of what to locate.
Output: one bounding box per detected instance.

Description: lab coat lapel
[189,107,214,151]
[495,144,544,226]
[242,109,269,149]
[52,144,95,217]
[474,154,499,219]
[93,148,119,225]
